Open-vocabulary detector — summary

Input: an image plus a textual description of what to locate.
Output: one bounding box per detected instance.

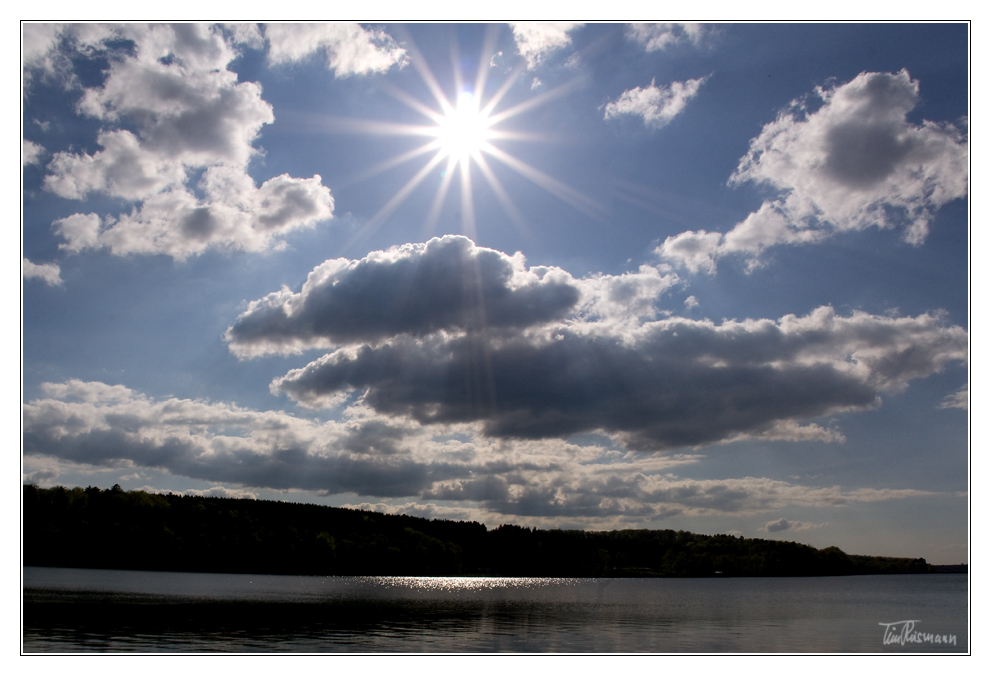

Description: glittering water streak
[23,567,967,653]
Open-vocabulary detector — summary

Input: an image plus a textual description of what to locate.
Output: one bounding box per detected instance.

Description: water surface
[23,567,967,653]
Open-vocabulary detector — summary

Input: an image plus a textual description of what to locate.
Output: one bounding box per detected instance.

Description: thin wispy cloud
[627,23,709,51]
[604,76,708,130]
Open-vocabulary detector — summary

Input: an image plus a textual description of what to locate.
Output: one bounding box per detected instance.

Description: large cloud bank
[226,236,966,451]
[659,70,968,272]
[24,379,939,525]
[23,24,404,262]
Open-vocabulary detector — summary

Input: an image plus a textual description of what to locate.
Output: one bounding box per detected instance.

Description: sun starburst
[434,92,492,164]
[315,30,605,245]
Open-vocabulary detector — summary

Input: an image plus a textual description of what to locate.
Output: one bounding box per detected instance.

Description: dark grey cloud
[22,424,447,498]
[22,381,937,522]
[226,235,581,355]
[273,307,966,450]
[824,120,916,188]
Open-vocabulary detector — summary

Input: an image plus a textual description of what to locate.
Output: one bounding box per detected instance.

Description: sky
[20,22,970,563]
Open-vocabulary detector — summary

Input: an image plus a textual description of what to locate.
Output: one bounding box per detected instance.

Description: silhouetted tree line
[23,484,943,577]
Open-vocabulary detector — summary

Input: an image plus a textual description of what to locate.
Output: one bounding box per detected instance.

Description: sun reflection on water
[365,576,581,592]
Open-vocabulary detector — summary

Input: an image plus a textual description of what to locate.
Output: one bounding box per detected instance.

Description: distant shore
[24,484,966,578]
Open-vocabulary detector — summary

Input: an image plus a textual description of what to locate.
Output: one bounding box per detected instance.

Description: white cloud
[23,139,44,166]
[86,168,333,260]
[45,130,188,201]
[604,77,707,130]
[939,384,968,410]
[659,70,968,272]
[509,23,583,70]
[684,295,698,309]
[224,23,265,49]
[185,486,259,500]
[53,213,102,253]
[576,264,680,322]
[21,22,64,84]
[627,23,709,51]
[35,23,336,261]
[22,258,62,286]
[265,23,406,76]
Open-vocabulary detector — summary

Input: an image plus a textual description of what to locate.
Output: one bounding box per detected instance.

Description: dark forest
[24,484,954,577]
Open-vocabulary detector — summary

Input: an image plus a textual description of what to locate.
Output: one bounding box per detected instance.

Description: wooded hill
[23,484,939,578]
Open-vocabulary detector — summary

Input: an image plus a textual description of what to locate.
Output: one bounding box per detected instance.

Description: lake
[22,566,968,653]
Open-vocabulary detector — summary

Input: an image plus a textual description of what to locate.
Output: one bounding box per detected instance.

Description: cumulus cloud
[509,23,583,69]
[23,380,940,525]
[225,237,965,451]
[659,70,968,272]
[265,23,406,76]
[273,305,965,450]
[604,77,707,130]
[23,139,44,166]
[36,24,335,260]
[226,235,646,358]
[60,168,334,260]
[626,23,709,51]
[22,258,62,286]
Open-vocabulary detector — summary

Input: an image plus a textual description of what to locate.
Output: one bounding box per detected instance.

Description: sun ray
[458,155,477,240]
[473,152,531,238]
[380,82,448,125]
[290,111,437,138]
[482,143,608,221]
[338,139,442,188]
[479,62,527,118]
[485,79,583,127]
[346,150,448,248]
[449,38,465,104]
[399,32,455,115]
[486,129,572,144]
[423,157,458,238]
[473,25,502,111]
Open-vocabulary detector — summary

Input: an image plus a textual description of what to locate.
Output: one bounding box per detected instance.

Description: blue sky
[21,23,969,563]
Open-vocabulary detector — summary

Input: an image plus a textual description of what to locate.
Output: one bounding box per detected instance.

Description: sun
[322,31,605,243]
[434,92,493,164]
